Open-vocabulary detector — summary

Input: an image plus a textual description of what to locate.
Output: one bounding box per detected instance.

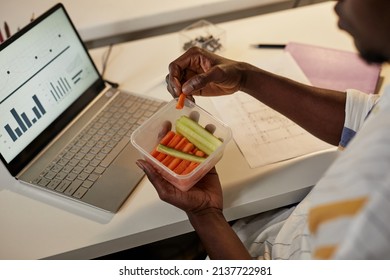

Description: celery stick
[177,116,223,148]
[175,116,223,155]
[176,121,216,155]
[157,144,206,163]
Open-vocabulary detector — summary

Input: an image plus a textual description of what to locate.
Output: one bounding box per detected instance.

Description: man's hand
[136,159,223,215]
[166,47,245,98]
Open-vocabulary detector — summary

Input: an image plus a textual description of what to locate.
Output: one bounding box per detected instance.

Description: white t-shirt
[233,88,388,259]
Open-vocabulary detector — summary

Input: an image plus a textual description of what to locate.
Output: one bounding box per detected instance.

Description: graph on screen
[50,76,72,102]
[4,95,46,142]
[0,7,99,163]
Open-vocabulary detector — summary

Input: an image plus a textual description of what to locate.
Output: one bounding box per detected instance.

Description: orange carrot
[173,145,199,174]
[161,155,174,166]
[167,142,194,170]
[173,160,191,174]
[156,133,182,161]
[182,142,195,153]
[155,151,167,161]
[151,149,160,158]
[181,162,199,175]
[160,131,176,145]
[150,128,208,175]
[175,137,189,150]
[167,158,181,170]
[194,149,206,158]
[168,134,183,148]
[176,93,186,109]
[161,134,188,166]
[151,131,175,158]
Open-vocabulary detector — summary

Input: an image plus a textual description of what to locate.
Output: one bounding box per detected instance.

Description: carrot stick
[173,160,191,174]
[167,158,182,170]
[155,151,167,161]
[151,149,160,158]
[164,138,190,167]
[193,148,206,158]
[151,129,207,175]
[175,137,189,150]
[176,93,186,109]
[181,162,199,175]
[155,133,182,161]
[168,134,183,148]
[151,130,175,158]
[161,155,174,166]
[160,131,176,145]
[171,144,199,174]
[182,142,195,153]
[167,142,194,170]
[161,134,187,166]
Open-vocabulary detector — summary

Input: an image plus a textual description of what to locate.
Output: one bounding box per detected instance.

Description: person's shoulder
[307,87,390,258]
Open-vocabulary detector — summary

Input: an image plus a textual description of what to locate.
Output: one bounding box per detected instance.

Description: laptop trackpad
[82,143,144,213]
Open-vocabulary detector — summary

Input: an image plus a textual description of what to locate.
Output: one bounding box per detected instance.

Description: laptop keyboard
[31,92,165,200]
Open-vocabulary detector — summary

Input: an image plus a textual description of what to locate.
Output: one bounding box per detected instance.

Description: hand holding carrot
[166,47,244,98]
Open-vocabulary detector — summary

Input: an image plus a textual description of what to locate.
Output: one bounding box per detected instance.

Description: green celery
[175,116,222,155]
[157,144,206,163]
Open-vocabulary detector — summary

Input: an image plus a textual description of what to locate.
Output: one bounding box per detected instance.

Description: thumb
[181,66,226,96]
[136,159,178,200]
[181,73,207,95]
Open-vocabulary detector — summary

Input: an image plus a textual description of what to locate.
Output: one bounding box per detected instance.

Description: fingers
[135,159,177,200]
[137,159,223,212]
[167,66,219,97]
[166,71,182,98]
[167,47,215,96]
[167,47,241,98]
[167,49,196,97]
[182,68,224,96]
[136,159,192,211]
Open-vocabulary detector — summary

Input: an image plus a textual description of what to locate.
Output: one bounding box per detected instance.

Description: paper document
[212,53,332,168]
[285,42,381,94]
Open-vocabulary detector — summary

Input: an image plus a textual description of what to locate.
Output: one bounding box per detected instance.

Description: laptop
[0,3,165,213]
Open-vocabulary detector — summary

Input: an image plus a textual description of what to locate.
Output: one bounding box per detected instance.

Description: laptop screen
[0,4,104,174]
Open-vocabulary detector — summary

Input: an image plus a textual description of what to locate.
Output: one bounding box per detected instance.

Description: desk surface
[0,0,290,43]
[1,2,388,260]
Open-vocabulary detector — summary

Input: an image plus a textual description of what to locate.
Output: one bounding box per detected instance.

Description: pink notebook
[285,42,382,94]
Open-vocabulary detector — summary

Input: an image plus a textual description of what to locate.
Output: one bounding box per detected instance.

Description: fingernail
[182,85,190,94]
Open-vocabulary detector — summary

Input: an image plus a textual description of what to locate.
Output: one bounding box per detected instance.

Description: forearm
[188,209,251,260]
[239,63,346,146]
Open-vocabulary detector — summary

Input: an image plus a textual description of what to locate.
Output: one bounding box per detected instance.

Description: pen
[251,44,286,49]
[4,21,11,38]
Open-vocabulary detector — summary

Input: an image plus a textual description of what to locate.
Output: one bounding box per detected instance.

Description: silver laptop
[0,4,165,212]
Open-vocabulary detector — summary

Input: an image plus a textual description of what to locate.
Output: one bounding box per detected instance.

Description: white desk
[1,2,388,260]
[0,0,291,43]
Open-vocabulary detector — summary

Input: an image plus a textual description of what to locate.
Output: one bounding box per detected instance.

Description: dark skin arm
[138,47,347,259]
[167,47,346,146]
[136,160,251,260]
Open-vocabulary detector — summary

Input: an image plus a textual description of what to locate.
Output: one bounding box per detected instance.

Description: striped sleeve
[308,86,390,259]
[308,197,368,259]
[339,89,379,149]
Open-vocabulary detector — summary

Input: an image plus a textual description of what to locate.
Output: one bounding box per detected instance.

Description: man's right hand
[166,47,246,99]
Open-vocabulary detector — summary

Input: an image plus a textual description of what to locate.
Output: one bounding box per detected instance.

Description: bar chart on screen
[0,8,101,164]
[49,76,72,102]
[4,94,46,142]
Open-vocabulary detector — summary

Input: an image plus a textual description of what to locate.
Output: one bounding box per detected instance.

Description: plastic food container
[179,19,226,53]
[131,98,232,191]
